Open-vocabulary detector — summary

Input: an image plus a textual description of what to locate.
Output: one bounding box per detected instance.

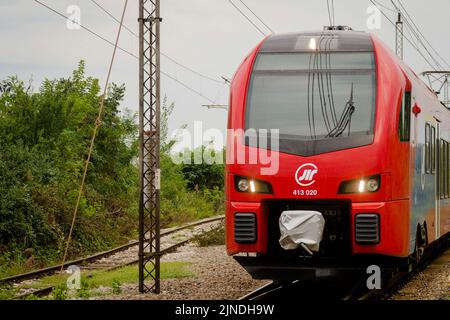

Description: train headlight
[235,176,273,194]
[358,180,365,193]
[249,180,256,193]
[366,178,380,192]
[237,178,249,192]
[338,175,381,194]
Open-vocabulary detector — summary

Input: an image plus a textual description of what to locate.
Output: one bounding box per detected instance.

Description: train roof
[260,31,374,53]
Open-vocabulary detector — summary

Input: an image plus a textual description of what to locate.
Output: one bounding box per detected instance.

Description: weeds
[112,279,122,294]
[76,279,90,298]
[193,224,225,247]
[52,284,67,300]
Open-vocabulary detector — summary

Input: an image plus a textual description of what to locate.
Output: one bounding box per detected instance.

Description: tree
[0,61,139,258]
[181,147,225,191]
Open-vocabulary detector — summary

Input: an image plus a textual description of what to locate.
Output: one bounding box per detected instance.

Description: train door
[435,121,441,239]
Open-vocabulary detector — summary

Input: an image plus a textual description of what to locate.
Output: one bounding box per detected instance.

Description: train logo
[295,163,319,187]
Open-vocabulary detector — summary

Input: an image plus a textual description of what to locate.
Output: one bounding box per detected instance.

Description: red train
[225,29,450,280]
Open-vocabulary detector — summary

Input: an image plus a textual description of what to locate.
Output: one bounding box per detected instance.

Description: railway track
[240,279,356,301]
[240,240,449,301]
[1,216,224,299]
[354,239,449,300]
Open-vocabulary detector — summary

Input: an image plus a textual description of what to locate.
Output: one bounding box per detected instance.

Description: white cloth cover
[279,210,325,251]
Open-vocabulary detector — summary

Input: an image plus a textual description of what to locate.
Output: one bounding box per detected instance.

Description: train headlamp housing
[235,176,273,194]
[338,175,381,194]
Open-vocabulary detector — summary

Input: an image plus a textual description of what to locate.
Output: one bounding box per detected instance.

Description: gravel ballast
[97,241,449,300]
[102,244,269,300]
[390,248,450,300]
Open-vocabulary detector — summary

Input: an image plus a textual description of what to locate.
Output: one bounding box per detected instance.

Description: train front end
[225,30,411,280]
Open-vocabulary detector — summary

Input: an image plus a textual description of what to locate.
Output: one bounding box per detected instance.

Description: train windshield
[245,52,376,156]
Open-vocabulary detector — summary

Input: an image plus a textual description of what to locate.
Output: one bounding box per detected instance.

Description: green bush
[0,62,138,269]
[0,61,224,276]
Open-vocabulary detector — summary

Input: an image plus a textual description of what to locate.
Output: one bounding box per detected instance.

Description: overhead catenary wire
[162,72,216,104]
[34,0,137,58]
[396,0,450,69]
[388,0,443,70]
[403,24,420,55]
[59,0,129,272]
[401,14,443,70]
[89,0,225,85]
[371,0,447,71]
[372,0,397,13]
[228,0,267,36]
[33,0,218,104]
[237,0,274,34]
[89,0,138,38]
[368,0,438,71]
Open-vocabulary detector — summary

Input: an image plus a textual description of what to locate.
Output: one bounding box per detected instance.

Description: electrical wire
[396,0,450,69]
[388,0,443,70]
[33,0,218,103]
[89,0,138,38]
[89,0,225,84]
[238,0,274,33]
[59,0,129,272]
[369,0,438,71]
[228,0,267,36]
[331,0,335,26]
[403,25,420,55]
[326,0,333,26]
[401,14,444,70]
[34,0,137,58]
[162,72,216,104]
[372,0,397,13]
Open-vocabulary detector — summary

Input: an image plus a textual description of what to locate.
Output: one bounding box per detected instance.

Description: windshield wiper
[326,83,356,138]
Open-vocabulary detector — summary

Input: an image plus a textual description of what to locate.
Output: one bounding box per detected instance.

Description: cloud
[1,0,449,138]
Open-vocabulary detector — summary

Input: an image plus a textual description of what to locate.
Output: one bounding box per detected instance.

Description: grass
[0,287,15,300]
[0,214,221,280]
[81,262,192,289]
[0,262,193,300]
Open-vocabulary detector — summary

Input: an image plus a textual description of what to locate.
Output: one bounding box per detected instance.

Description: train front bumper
[226,199,410,257]
[233,255,399,281]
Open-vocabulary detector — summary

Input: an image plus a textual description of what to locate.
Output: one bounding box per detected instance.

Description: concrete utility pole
[138,0,162,294]
[395,11,403,59]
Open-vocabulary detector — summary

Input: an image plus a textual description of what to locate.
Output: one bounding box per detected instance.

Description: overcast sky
[1,0,449,149]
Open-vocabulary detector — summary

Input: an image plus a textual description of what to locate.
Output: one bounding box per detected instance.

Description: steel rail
[240,240,449,301]
[1,216,224,285]
[12,221,223,300]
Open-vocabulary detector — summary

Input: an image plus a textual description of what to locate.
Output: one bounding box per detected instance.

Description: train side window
[399,90,411,141]
[443,140,448,198]
[447,141,450,198]
[440,139,444,198]
[444,141,447,198]
[431,126,436,174]
[425,123,430,174]
[446,141,449,198]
